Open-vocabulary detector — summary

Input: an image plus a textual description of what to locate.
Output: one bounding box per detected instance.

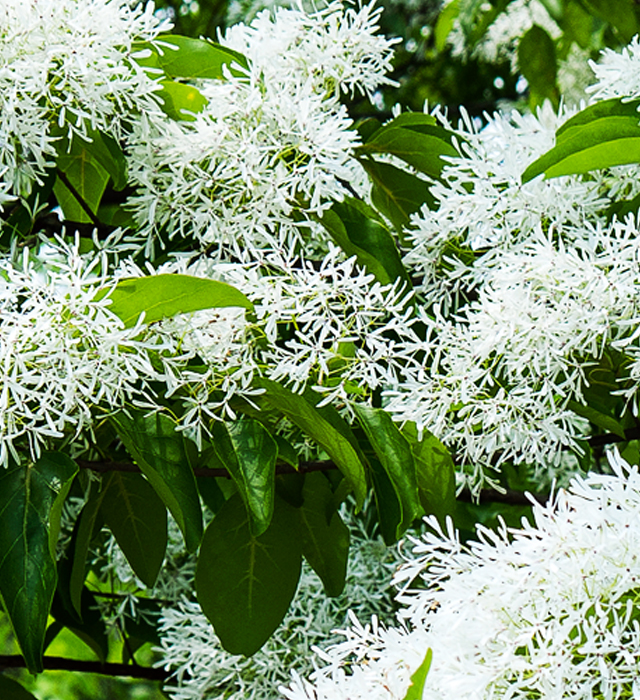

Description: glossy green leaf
[567,400,626,440]
[0,453,78,673]
[402,648,433,700]
[0,676,39,700]
[100,471,167,588]
[402,423,457,526]
[152,35,248,78]
[111,409,203,551]
[357,122,458,178]
[435,0,461,50]
[68,129,127,191]
[362,159,434,231]
[517,25,558,108]
[257,379,367,508]
[54,139,109,223]
[196,494,302,656]
[107,274,253,328]
[158,80,208,121]
[369,456,403,546]
[320,198,410,285]
[299,472,350,597]
[355,406,422,538]
[522,99,640,182]
[210,419,278,537]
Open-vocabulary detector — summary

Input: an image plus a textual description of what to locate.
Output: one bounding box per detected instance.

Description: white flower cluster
[284,450,640,699]
[383,100,640,488]
[126,1,396,250]
[587,35,640,102]
[0,0,167,198]
[156,511,402,700]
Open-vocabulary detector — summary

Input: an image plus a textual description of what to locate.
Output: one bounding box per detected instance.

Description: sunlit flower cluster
[285,450,640,699]
[126,1,396,251]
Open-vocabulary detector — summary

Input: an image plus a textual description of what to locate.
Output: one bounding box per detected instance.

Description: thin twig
[0,655,168,681]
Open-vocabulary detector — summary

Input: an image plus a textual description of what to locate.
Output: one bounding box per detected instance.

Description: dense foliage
[3,0,640,699]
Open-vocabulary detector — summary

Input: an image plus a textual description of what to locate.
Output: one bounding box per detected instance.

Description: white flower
[587,35,640,102]
[286,450,640,700]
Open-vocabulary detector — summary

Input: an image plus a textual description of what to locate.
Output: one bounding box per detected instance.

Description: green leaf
[0,675,39,700]
[54,139,109,223]
[567,400,626,439]
[361,159,434,231]
[435,0,461,51]
[100,471,167,588]
[369,456,403,546]
[522,99,640,182]
[107,274,253,328]
[196,494,302,656]
[210,419,278,537]
[319,198,410,285]
[355,406,422,538]
[402,648,433,700]
[517,25,559,108]
[51,586,109,663]
[111,410,203,552]
[257,379,367,508]
[402,423,457,526]
[356,122,458,178]
[157,80,208,121]
[72,129,127,191]
[152,35,248,79]
[580,0,639,42]
[299,472,350,597]
[0,453,78,673]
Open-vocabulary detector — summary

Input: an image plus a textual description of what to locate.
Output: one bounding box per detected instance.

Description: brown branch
[76,459,337,478]
[0,655,168,681]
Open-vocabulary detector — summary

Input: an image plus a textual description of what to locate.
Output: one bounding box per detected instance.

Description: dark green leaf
[111,410,203,552]
[153,35,248,78]
[580,0,639,41]
[0,453,78,673]
[0,676,39,700]
[66,129,127,191]
[320,198,410,285]
[54,139,109,223]
[402,648,433,700]
[402,423,457,526]
[522,99,640,182]
[51,586,109,663]
[357,123,458,179]
[362,159,434,231]
[107,274,253,328]
[100,472,167,588]
[274,435,299,468]
[299,472,350,597]
[567,400,626,439]
[158,80,208,121]
[369,456,403,546]
[257,379,367,508]
[210,419,278,537]
[355,405,422,538]
[196,494,302,656]
[517,25,559,108]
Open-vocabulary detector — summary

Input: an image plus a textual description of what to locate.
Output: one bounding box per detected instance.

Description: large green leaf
[0,453,78,673]
[580,0,638,42]
[522,98,640,182]
[369,456,403,546]
[355,406,422,539]
[54,138,109,223]
[151,35,248,79]
[100,471,167,588]
[320,198,411,285]
[196,494,302,656]
[111,410,203,552]
[0,676,39,700]
[357,119,458,178]
[402,423,457,526]
[210,418,278,537]
[107,274,253,328]
[257,379,367,508]
[299,472,350,597]
[361,159,434,231]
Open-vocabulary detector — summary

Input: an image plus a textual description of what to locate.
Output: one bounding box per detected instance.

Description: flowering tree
[3,0,640,698]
